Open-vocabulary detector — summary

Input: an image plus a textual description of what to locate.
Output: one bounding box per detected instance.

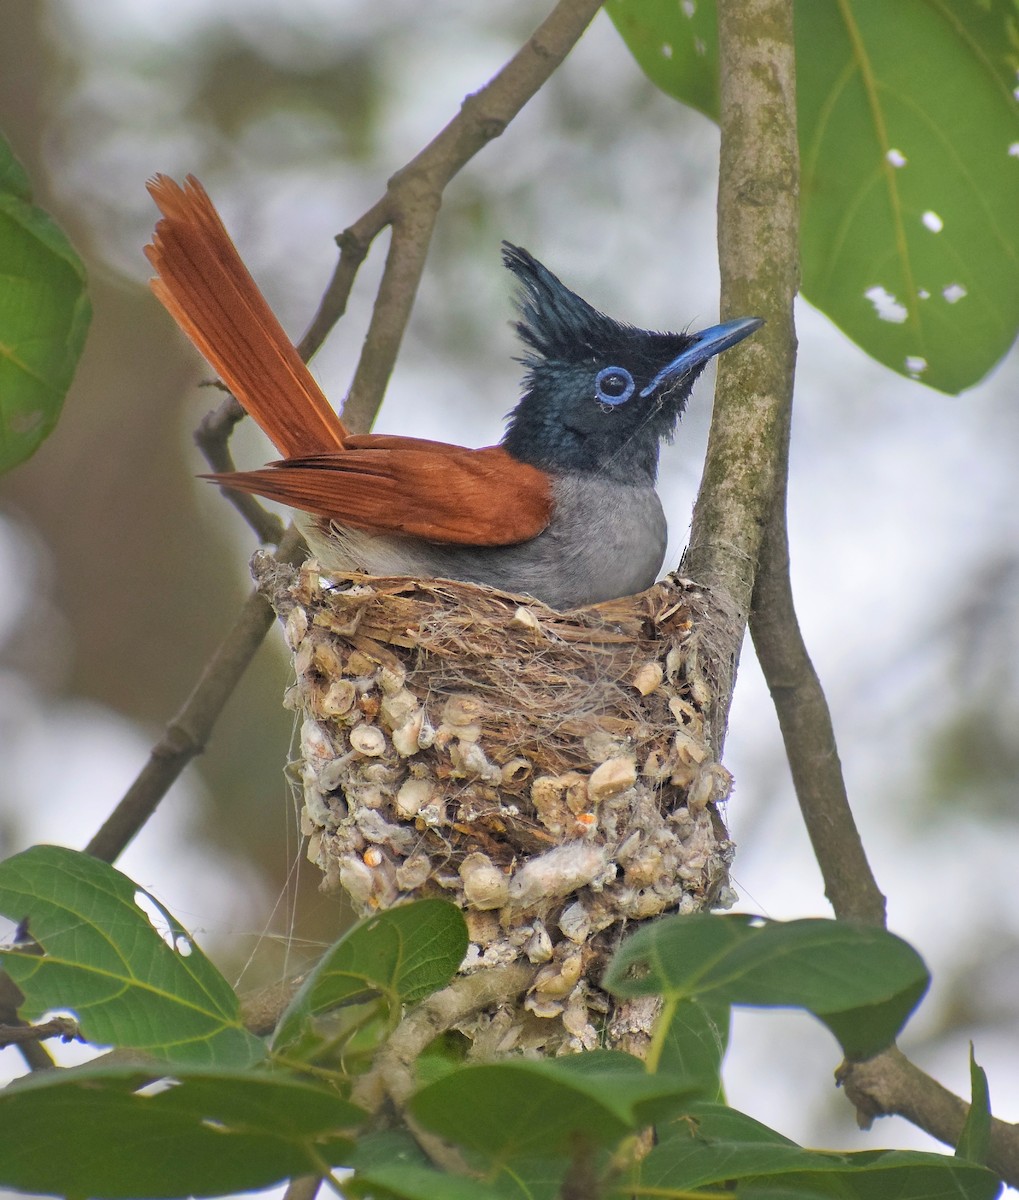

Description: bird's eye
[594,366,635,407]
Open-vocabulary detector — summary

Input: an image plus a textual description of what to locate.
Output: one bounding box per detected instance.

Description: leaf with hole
[607,0,1019,393]
[0,845,263,1066]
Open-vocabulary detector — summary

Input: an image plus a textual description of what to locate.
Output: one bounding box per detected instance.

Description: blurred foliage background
[1,0,1017,1166]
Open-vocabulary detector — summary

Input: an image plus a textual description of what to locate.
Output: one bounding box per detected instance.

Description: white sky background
[1,0,1018,1182]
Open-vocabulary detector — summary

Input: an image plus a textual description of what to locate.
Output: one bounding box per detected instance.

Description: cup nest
[254,554,739,1052]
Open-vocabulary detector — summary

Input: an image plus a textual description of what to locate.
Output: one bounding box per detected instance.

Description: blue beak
[640,316,764,397]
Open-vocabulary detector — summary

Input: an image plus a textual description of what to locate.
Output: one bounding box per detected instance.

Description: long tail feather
[145,174,347,457]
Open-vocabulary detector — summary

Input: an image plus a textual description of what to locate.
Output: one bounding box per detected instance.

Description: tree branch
[194,392,286,545]
[0,1016,80,1050]
[281,1177,322,1200]
[838,1048,1019,1189]
[749,516,886,925]
[715,0,885,931]
[351,964,533,1176]
[683,0,800,746]
[352,963,533,1113]
[85,0,605,867]
[301,0,607,433]
[703,5,1009,1183]
[85,527,307,863]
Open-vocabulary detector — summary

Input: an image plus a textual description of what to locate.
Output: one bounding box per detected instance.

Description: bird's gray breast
[304,473,667,611]
[501,473,667,609]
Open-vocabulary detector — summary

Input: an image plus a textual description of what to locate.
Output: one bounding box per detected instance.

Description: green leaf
[606,0,719,121]
[347,1163,507,1200]
[348,1128,431,1172]
[957,1044,992,1164]
[348,1131,513,1200]
[603,913,928,1060]
[352,1130,567,1200]
[273,899,468,1050]
[410,1051,698,1160]
[732,1189,833,1199]
[414,1029,471,1088]
[0,1064,361,1199]
[0,845,263,1066]
[654,996,729,1101]
[796,0,1019,394]
[608,0,1019,393]
[640,1103,1002,1198]
[0,138,91,472]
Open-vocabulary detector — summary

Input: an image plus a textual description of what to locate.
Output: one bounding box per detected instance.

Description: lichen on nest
[254,554,738,1052]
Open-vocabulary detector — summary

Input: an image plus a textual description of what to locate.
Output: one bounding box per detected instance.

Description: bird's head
[500,244,762,484]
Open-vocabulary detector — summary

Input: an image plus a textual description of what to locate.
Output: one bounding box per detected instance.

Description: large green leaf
[638,1103,1001,1198]
[0,138,91,472]
[0,845,263,1066]
[607,0,1019,393]
[608,0,719,121]
[347,1163,508,1200]
[410,1052,699,1200]
[410,1051,698,1158]
[603,913,928,1060]
[273,898,468,1050]
[0,1065,361,1199]
[352,1127,567,1200]
[796,1,1019,394]
[348,1131,526,1200]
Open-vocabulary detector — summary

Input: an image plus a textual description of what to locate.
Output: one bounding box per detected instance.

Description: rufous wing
[147,175,552,548]
[145,174,347,458]
[208,441,553,547]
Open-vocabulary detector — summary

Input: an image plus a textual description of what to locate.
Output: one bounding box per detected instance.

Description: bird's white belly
[299,473,667,611]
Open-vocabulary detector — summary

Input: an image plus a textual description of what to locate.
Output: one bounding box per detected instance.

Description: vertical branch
[750,523,887,924]
[683,0,800,745]
[690,0,884,922]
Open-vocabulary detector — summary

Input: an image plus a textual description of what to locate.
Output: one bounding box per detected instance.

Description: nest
[254,555,739,1053]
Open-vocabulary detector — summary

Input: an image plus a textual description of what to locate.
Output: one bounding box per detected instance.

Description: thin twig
[0,1016,80,1049]
[85,527,307,863]
[0,1005,56,1073]
[300,0,607,433]
[194,391,286,544]
[749,519,886,925]
[281,1177,323,1200]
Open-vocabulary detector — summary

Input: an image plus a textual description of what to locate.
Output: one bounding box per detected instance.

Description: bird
[145,174,762,611]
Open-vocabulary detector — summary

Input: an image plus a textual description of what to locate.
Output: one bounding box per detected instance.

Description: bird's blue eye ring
[594,366,635,407]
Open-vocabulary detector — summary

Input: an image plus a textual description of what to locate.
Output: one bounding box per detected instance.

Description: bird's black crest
[501,243,649,366]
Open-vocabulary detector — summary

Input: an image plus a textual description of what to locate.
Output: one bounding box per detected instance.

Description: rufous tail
[145,174,347,457]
